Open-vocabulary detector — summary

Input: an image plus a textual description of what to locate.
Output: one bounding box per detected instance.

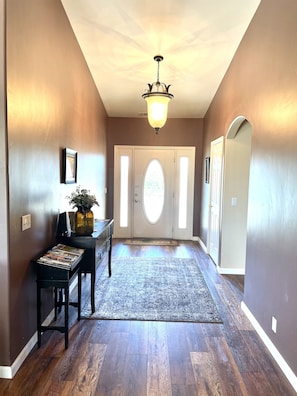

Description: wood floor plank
[126,321,149,355]
[95,331,129,394]
[215,282,252,331]
[242,370,282,396]
[147,322,172,396]
[70,343,106,395]
[38,380,73,396]
[89,320,111,344]
[166,322,196,386]
[191,351,224,395]
[239,329,295,395]
[205,336,249,396]
[171,383,199,396]
[122,353,147,396]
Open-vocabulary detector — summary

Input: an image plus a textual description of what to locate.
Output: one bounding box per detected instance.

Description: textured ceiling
[61,0,261,118]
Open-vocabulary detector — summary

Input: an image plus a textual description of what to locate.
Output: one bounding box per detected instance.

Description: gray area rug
[81,257,222,323]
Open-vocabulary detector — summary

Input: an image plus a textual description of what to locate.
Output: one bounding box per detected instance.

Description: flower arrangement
[67,186,99,212]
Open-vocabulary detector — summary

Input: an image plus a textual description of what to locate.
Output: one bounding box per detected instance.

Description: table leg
[78,272,81,321]
[37,284,41,348]
[65,287,69,349]
[108,236,112,277]
[54,287,58,320]
[91,271,95,313]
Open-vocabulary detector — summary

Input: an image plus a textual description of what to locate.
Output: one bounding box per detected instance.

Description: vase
[75,207,94,235]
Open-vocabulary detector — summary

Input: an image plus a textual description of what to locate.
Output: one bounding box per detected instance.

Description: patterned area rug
[81,257,222,323]
[82,257,222,323]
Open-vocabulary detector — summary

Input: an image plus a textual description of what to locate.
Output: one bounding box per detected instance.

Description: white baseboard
[197,237,207,253]
[196,238,245,275]
[0,277,79,379]
[0,310,55,379]
[217,266,245,275]
[241,301,297,393]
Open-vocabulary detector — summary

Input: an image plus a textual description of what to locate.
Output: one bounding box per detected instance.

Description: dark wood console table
[58,219,114,313]
[34,245,85,349]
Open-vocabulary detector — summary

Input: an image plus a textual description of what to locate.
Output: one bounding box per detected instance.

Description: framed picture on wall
[205,156,210,184]
[62,148,77,184]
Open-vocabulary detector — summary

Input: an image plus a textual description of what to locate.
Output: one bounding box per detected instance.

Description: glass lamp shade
[144,94,172,133]
[142,55,174,134]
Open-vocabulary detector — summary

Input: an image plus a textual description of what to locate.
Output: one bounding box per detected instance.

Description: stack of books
[37,244,85,270]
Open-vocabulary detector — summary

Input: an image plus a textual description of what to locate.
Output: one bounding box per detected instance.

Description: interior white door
[208,136,224,265]
[133,148,174,238]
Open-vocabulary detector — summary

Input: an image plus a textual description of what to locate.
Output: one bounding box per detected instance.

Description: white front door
[133,148,174,238]
[113,145,195,240]
[208,137,224,265]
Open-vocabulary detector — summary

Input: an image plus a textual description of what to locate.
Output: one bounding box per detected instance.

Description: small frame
[205,156,210,184]
[62,148,77,184]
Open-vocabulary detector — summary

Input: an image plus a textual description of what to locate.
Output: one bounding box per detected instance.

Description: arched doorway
[219,116,252,274]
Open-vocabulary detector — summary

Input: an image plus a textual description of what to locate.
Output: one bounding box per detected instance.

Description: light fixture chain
[157,59,160,83]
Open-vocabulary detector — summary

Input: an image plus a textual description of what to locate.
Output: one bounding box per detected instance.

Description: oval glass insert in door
[143,159,165,223]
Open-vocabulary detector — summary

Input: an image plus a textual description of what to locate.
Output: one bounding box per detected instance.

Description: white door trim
[207,136,224,266]
[114,145,195,240]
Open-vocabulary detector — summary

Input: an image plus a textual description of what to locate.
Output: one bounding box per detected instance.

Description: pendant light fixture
[142,55,174,134]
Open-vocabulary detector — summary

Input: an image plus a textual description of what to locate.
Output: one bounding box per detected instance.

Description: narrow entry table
[58,219,114,313]
[35,245,85,349]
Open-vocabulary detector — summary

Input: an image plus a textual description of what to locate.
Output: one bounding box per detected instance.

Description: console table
[34,244,85,349]
[58,219,114,313]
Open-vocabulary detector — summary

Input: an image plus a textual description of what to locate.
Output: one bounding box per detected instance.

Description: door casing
[114,145,195,240]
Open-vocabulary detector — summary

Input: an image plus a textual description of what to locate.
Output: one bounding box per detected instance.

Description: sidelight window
[178,156,188,229]
[120,155,129,227]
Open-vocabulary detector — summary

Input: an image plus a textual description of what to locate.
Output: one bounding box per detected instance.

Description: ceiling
[61,0,261,119]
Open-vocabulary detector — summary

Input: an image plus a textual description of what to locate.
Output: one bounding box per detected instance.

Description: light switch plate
[22,214,31,231]
[231,197,237,206]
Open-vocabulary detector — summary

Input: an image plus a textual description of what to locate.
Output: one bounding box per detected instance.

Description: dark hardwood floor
[0,240,295,395]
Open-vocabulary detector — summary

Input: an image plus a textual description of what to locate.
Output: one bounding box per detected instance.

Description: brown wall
[106,117,204,236]
[0,0,10,366]
[201,0,297,373]
[0,0,107,365]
